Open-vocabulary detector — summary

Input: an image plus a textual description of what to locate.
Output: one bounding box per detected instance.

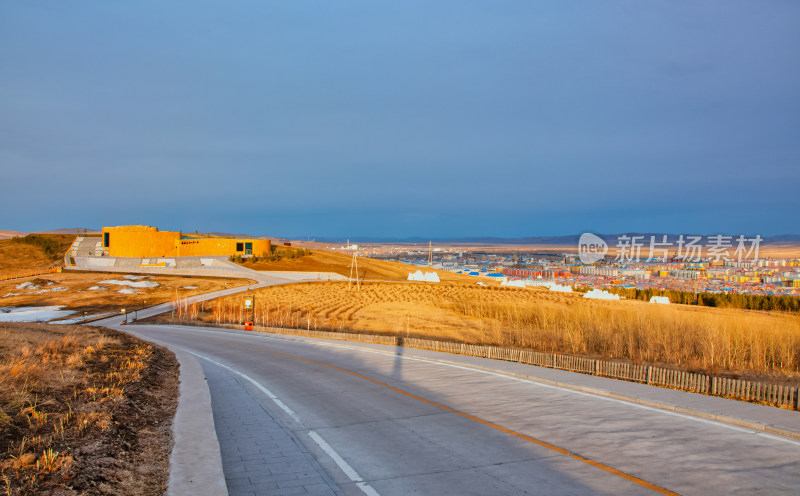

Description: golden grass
[0,271,253,317]
[0,323,176,495]
[0,235,75,277]
[167,281,800,378]
[238,249,473,283]
[0,326,125,490]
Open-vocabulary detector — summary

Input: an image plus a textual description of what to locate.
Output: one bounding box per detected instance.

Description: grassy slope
[172,280,800,379]
[239,249,473,283]
[0,235,76,276]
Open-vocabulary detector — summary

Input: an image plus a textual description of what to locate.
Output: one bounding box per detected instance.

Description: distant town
[334,243,800,298]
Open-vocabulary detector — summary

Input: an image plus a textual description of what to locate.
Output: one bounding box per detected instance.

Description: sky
[1,1,799,240]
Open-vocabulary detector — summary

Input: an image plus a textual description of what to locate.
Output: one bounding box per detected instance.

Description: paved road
[117,322,800,496]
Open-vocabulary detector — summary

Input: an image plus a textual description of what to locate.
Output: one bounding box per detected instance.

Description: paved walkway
[202,360,342,496]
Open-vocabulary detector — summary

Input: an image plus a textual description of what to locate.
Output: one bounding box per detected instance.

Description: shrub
[11,235,62,260]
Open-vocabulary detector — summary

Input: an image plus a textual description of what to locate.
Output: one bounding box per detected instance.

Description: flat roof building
[101,225,271,258]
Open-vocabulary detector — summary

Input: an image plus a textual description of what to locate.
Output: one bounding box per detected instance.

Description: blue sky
[1,1,798,239]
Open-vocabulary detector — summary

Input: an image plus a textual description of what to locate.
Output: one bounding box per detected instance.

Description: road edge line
[188,352,382,496]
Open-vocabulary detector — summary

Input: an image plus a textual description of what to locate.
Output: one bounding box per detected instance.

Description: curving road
[114,320,800,496]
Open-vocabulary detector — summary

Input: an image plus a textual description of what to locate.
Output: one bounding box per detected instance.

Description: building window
[104,232,110,248]
[236,242,244,252]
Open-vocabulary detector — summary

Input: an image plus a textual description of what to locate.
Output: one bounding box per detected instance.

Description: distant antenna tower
[348,250,360,291]
[428,241,433,267]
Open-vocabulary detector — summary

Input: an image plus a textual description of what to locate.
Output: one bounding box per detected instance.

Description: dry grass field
[239,248,473,283]
[0,235,75,277]
[162,281,800,379]
[0,323,178,495]
[0,272,253,319]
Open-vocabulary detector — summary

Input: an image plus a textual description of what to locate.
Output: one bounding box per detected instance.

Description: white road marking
[187,351,381,496]
[308,431,381,496]
[188,351,301,422]
[151,323,800,447]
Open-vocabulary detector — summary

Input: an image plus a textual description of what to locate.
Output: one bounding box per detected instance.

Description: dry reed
[165,281,800,376]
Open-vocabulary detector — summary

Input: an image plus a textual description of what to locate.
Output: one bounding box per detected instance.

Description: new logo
[578,233,607,264]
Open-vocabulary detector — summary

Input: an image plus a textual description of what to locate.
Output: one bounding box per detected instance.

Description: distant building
[101,225,270,258]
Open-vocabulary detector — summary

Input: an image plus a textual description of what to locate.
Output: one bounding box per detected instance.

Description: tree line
[582,286,800,312]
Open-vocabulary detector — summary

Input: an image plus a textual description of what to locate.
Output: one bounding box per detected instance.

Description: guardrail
[0,267,62,283]
[147,320,800,410]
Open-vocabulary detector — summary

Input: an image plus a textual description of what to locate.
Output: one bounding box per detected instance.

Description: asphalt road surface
[116,321,800,496]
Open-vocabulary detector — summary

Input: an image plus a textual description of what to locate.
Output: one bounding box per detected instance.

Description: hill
[238,248,472,283]
[0,234,76,276]
[153,280,800,380]
[0,230,27,240]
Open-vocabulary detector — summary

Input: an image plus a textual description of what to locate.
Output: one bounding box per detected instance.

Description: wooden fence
[153,320,800,410]
[0,267,62,283]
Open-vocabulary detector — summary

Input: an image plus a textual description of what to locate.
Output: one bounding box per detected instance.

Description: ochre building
[101,225,271,258]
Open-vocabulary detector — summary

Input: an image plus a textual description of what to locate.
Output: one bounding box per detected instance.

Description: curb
[166,347,229,496]
[107,325,229,496]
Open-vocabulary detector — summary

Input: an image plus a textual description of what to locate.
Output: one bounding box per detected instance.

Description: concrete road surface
[114,322,800,496]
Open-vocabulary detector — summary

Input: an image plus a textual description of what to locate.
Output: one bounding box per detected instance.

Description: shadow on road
[392,338,404,380]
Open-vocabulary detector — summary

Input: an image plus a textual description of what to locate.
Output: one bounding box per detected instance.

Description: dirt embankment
[0,323,178,495]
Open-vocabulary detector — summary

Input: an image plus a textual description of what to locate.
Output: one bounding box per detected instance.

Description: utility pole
[348,251,360,291]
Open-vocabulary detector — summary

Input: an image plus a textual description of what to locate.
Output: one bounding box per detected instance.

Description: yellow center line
[195,334,680,495]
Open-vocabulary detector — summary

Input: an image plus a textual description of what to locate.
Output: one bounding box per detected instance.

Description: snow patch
[3,287,66,297]
[118,288,139,294]
[50,313,113,325]
[15,280,57,290]
[123,275,153,280]
[182,286,198,289]
[101,279,159,288]
[88,286,107,291]
[36,287,66,294]
[0,306,76,323]
[649,296,670,304]
[408,271,440,282]
[583,289,620,300]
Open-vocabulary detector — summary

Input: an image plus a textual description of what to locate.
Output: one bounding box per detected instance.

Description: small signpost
[244,295,255,330]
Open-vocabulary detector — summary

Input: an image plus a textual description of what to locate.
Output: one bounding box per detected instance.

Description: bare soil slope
[0,323,178,495]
